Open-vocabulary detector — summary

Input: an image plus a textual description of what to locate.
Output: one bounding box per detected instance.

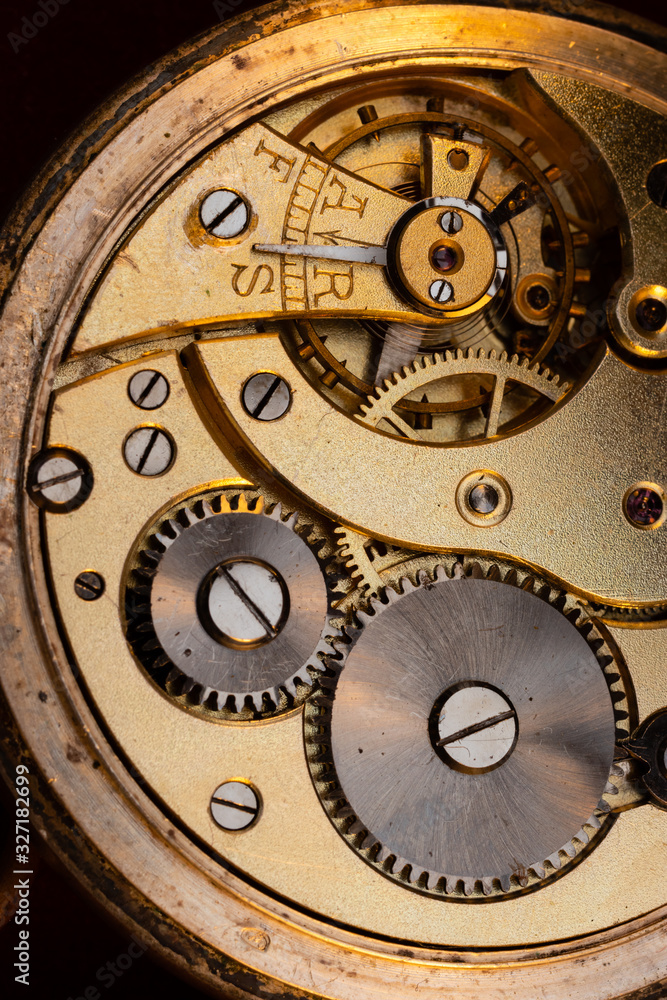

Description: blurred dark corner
[0,0,666,997]
[1,0,667,224]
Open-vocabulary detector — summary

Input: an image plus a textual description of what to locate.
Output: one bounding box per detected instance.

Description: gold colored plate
[190,334,667,607]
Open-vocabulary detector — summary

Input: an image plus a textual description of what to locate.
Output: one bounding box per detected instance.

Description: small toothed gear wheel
[334,525,392,595]
[357,349,570,440]
[306,560,631,901]
[333,525,452,602]
[126,491,340,716]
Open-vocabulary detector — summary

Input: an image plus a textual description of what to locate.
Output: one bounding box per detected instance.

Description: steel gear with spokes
[126,491,341,718]
[306,559,631,901]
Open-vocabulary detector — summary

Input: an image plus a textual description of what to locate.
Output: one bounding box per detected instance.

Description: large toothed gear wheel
[357,349,570,440]
[306,561,630,900]
[126,492,340,716]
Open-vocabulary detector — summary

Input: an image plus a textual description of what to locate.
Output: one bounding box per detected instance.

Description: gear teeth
[377,844,393,865]
[296,662,318,687]
[268,501,283,521]
[201,499,215,519]
[127,488,338,722]
[207,691,222,712]
[180,676,196,695]
[423,870,439,892]
[189,685,206,706]
[154,529,174,549]
[383,587,400,605]
[181,506,199,527]
[306,555,625,902]
[361,344,567,432]
[360,832,378,852]
[347,818,366,838]
[561,842,577,860]
[443,875,457,894]
[237,493,251,513]
[481,877,495,896]
[356,607,376,627]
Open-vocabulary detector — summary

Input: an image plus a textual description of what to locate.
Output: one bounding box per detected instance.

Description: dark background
[1,1,666,998]
[1,0,667,224]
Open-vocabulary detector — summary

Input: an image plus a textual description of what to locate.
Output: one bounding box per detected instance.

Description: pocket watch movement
[1,2,667,997]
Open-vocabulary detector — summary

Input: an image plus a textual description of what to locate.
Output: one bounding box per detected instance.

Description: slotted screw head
[433,683,518,773]
[242,373,292,421]
[128,370,170,410]
[27,448,93,513]
[75,572,105,602]
[440,211,463,234]
[200,189,250,238]
[210,781,261,831]
[429,279,453,304]
[204,559,287,647]
[124,427,175,476]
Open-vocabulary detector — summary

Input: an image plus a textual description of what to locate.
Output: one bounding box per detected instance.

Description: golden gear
[333,525,386,596]
[357,348,570,440]
[333,525,456,603]
[278,91,601,422]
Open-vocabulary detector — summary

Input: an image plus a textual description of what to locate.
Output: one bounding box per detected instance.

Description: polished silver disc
[319,572,620,895]
[144,499,332,711]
